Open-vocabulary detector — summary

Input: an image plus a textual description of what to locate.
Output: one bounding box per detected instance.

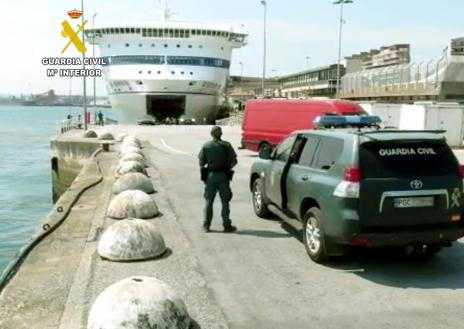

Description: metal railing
[105,118,118,125]
[61,119,74,133]
[340,54,450,99]
[61,116,119,134]
[60,119,84,134]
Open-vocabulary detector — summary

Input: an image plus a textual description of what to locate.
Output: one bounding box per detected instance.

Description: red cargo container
[241,99,365,152]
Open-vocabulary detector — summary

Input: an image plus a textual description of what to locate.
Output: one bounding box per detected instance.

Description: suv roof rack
[314,115,381,129]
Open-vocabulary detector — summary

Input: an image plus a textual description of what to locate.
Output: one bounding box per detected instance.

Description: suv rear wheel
[303,207,328,263]
[252,178,271,218]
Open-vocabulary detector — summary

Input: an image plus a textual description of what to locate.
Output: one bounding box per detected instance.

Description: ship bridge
[84,22,248,48]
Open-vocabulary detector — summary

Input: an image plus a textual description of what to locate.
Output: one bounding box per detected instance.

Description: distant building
[449,37,464,56]
[278,64,342,98]
[226,76,280,100]
[340,38,464,102]
[344,54,364,74]
[228,64,343,100]
[345,44,410,71]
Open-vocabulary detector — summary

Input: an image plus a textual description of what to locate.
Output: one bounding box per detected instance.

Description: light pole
[260,0,267,97]
[92,13,98,111]
[333,0,353,99]
[81,0,88,130]
[239,61,244,92]
[271,69,279,97]
[238,61,244,109]
[306,56,311,70]
[415,60,424,90]
[425,59,434,88]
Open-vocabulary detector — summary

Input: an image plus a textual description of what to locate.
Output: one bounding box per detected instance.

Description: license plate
[394,196,434,208]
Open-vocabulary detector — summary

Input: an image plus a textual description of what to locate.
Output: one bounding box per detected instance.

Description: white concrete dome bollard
[98,132,115,140]
[123,135,141,142]
[120,145,144,157]
[122,140,142,148]
[113,173,155,194]
[98,219,166,261]
[122,142,140,150]
[116,161,147,177]
[123,136,141,147]
[118,159,147,170]
[87,276,190,329]
[119,153,146,167]
[84,130,98,138]
[116,133,127,142]
[107,190,159,219]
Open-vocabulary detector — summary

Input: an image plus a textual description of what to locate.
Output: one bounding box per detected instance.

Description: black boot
[223,225,237,233]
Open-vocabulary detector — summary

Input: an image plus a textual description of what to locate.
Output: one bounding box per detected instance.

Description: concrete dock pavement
[95,125,464,328]
[0,132,229,329]
[135,126,464,329]
[1,125,464,328]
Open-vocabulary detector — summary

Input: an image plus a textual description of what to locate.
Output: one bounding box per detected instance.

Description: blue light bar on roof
[314,115,382,128]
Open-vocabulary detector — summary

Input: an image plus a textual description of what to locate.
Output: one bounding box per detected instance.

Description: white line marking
[160,138,194,157]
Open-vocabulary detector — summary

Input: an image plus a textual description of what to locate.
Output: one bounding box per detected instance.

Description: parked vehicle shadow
[280,222,303,243]
[189,318,201,329]
[268,217,464,289]
[325,241,464,289]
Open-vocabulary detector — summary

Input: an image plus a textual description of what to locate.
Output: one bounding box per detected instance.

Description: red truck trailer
[241,99,365,152]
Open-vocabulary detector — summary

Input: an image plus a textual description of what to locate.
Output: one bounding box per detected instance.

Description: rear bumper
[332,219,464,247]
[361,227,464,247]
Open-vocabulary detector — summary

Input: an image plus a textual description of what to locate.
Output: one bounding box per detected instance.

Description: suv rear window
[359,141,459,178]
[312,137,344,170]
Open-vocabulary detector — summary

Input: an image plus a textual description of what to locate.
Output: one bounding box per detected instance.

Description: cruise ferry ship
[85,19,247,123]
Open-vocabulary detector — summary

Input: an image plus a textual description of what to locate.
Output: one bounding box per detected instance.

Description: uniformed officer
[198,126,238,233]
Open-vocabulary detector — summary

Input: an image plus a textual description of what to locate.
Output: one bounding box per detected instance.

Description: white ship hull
[110,92,220,124]
[86,21,247,124]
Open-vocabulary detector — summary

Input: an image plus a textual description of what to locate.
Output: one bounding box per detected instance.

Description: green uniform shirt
[198,139,238,171]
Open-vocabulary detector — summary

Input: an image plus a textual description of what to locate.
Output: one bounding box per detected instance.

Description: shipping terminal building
[228,37,464,103]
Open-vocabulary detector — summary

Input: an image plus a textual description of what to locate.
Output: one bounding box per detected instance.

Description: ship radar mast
[159,0,175,21]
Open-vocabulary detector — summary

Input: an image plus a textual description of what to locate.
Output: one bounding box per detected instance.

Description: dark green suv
[250,116,464,263]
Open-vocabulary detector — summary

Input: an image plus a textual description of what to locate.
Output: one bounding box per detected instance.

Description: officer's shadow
[190,318,201,329]
[220,227,293,239]
[207,215,296,239]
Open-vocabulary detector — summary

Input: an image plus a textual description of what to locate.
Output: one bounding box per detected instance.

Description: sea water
[0,106,117,274]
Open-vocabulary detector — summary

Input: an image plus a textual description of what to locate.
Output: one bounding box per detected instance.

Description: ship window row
[111,80,130,87]
[117,43,223,50]
[106,55,165,65]
[102,56,230,68]
[142,28,191,38]
[167,56,229,68]
[91,28,244,41]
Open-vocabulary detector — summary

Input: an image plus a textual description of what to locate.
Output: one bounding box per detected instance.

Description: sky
[0,0,462,96]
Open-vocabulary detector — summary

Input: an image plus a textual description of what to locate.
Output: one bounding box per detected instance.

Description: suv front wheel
[303,207,328,263]
[252,178,271,218]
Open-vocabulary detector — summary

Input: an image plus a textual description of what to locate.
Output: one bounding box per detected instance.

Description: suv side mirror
[259,147,272,160]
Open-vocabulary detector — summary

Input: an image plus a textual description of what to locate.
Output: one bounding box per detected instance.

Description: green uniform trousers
[203,171,232,228]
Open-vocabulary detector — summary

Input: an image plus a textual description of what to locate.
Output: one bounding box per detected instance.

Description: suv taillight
[459,165,464,178]
[334,166,361,198]
[344,167,361,182]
